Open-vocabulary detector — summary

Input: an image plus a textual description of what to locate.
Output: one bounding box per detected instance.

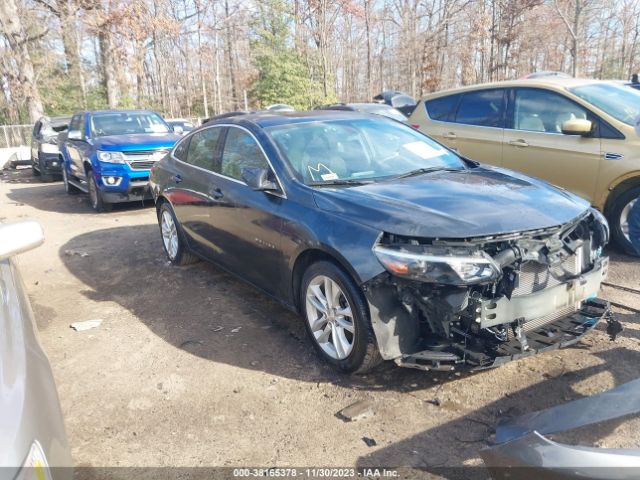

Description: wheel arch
[604,174,640,217]
[290,247,363,314]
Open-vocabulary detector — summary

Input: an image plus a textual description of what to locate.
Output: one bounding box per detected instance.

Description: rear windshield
[91,112,170,137]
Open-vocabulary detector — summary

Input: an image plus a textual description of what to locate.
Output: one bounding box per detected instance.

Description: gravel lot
[2,168,640,478]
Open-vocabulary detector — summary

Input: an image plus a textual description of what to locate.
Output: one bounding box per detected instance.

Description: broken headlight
[373,244,500,285]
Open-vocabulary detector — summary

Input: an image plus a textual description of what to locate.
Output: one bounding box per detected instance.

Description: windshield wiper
[307,179,374,187]
[394,166,462,179]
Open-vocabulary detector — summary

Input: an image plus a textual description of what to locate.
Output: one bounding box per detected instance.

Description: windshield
[570,83,640,126]
[91,112,170,137]
[267,117,465,185]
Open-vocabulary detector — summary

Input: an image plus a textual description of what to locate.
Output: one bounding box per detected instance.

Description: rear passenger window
[220,128,269,181]
[185,127,222,171]
[173,138,190,162]
[455,89,505,128]
[425,94,461,121]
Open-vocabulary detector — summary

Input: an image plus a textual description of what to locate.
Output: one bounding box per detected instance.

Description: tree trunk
[99,30,120,108]
[0,0,44,122]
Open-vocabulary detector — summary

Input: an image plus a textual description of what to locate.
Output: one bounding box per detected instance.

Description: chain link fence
[0,124,32,148]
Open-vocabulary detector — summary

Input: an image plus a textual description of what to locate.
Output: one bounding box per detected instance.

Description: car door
[502,88,601,203]
[65,113,90,180]
[168,125,227,259]
[204,125,286,296]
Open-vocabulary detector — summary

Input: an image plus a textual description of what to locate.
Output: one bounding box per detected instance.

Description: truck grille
[123,149,168,170]
[511,255,580,297]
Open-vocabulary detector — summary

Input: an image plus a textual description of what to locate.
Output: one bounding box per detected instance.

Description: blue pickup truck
[61,110,181,212]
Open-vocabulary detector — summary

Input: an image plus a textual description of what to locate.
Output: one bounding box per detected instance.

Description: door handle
[173,174,182,184]
[508,139,529,147]
[211,188,223,200]
[443,132,457,140]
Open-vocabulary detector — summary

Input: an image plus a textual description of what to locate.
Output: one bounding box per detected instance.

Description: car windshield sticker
[308,163,337,181]
[402,141,445,159]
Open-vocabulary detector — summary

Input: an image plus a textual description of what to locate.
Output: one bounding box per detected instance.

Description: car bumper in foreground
[481,377,640,479]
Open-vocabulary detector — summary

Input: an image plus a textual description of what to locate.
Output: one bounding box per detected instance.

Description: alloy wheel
[620,196,638,243]
[305,275,355,360]
[161,210,179,260]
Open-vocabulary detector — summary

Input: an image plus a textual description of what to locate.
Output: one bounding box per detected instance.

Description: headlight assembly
[40,143,59,154]
[97,150,125,164]
[14,440,52,480]
[373,244,500,285]
[590,207,609,245]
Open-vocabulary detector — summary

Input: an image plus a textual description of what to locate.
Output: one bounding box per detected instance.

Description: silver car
[0,221,72,480]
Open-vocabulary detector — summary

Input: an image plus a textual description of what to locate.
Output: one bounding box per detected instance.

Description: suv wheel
[301,261,382,374]
[62,166,80,194]
[611,186,640,256]
[87,171,112,212]
[158,202,199,265]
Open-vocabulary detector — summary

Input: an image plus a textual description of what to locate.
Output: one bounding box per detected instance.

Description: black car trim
[170,123,287,199]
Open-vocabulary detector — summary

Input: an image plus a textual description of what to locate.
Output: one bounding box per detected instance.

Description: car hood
[93,133,180,152]
[312,166,590,238]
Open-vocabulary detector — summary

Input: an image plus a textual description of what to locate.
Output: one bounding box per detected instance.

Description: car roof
[421,77,619,99]
[207,110,376,128]
[85,109,160,115]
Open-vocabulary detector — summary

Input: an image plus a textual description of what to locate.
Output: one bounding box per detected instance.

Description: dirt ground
[2,167,640,478]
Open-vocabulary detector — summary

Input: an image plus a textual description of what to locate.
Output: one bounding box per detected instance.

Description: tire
[31,157,40,176]
[300,261,382,374]
[157,202,199,266]
[609,186,640,256]
[62,165,80,194]
[87,170,112,212]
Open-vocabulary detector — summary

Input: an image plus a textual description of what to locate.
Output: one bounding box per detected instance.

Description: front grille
[511,255,580,297]
[123,149,168,170]
[128,160,155,170]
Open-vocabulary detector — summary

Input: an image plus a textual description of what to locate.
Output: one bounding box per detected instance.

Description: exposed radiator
[512,254,580,297]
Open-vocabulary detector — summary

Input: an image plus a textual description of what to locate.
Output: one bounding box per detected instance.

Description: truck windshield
[570,83,640,127]
[91,112,170,137]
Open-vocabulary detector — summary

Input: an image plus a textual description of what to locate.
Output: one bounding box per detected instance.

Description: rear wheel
[87,171,112,212]
[610,186,640,256]
[158,202,199,266]
[301,261,382,374]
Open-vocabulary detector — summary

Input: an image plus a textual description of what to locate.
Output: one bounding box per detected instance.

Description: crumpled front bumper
[480,377,640,479]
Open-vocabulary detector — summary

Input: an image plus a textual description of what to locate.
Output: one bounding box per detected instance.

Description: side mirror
[561,118,593,136]
[172,125,184,134]
[0,221,44,261]
[67,130,82,141]
[241,167,278,192]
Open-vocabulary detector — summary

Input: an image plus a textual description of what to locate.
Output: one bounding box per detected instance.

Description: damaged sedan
[149,111,610,373]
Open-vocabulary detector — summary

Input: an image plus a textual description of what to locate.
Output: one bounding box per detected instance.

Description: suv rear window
[425,94,461,121]
[454,89,505,128]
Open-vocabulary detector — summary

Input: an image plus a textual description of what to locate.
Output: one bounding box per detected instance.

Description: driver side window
[220,128,270,181]
[513,89,588,133]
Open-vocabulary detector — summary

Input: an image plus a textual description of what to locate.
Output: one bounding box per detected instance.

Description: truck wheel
[610,186,640,256]
[39,158,55,183]
[300,261,382,374]
[31,157,40,176]
[87,171,112,213]
[157,202,199,265]
[62,166,80,194]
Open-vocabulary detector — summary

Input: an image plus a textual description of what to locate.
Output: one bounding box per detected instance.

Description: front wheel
[87,171,112,212]
[301,261,382,374]
[610,186,640,256]
[62,165,80,194]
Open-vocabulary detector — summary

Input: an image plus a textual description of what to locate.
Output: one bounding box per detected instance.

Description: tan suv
[409,78,640,255]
